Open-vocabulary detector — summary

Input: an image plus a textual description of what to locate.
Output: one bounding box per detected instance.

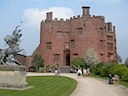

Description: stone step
[50,66,74,73]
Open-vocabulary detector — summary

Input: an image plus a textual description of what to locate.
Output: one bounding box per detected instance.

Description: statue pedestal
[0,65,28,88]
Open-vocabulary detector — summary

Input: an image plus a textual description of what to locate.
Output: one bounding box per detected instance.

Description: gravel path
[27,72,128,96]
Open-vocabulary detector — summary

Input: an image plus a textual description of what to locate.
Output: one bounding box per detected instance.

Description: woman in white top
[77,68,82,78]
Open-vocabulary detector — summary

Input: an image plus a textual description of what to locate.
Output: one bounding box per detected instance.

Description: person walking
[108,74,113,84]
[57,67,60,76]
[83,69,87,78]
[77,68,82,78]
[55,68,58,76]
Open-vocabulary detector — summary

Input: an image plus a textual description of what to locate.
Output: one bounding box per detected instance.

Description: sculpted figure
[0,25,23,65]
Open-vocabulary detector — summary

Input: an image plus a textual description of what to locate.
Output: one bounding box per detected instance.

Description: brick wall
[39,6,117,66]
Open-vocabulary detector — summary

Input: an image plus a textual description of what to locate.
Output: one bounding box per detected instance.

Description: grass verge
[0,76,77,96]
[90,73,128,88]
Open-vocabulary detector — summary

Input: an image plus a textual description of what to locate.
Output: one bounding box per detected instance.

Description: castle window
[47,42,52,50]
[71,40,75,48]
[107,36,113,40]
[100,27,103,30]
[108,43,113,51]
[77,28,82,35]
[65,42,69,48]
[56,31,62,38]
[100,54,103,56]
[54,54,59,62]
[73,53,78,58]
[66,32,70,37]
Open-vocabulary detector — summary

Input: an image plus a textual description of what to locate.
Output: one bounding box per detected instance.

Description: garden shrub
[72,57,87,68]
[109,64,128,78]
[92,63,104,75]
[92,63,128,82]
[121,70,128,82]
[100,64,111,77]
[100,66,107,77]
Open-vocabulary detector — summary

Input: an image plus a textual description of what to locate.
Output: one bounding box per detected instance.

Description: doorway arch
[65,53,70,66]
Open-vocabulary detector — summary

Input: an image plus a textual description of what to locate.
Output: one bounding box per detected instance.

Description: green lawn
[0,76,77,96]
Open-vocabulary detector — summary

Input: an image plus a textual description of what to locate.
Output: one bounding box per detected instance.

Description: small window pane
[47,42,52,50]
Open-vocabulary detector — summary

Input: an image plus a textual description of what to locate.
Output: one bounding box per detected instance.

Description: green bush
[109,64,128,78]
[32,54,44,72]
[92,63,114,77]
[121,70,128,82]
[72,57,87,68]
[101,63,116,77]
[100,64,110,77]
[92,63,104,75]
[92,63,128,82]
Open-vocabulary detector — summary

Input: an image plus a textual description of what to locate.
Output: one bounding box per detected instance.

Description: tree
[72,57,87,68]
[125,57,128,67]
[117,54,122,64]
[32,54,44,72]
[84,48,99,68]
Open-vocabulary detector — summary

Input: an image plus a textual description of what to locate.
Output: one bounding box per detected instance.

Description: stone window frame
[77,28,83,35]
[107,35,113,40]
[47,42,52,50]
[65,42,69,48]
[54,54,59,62]
[73,53,78,58]
[56,31,62,38]
[107,43,113,51]
[71,40,75,48]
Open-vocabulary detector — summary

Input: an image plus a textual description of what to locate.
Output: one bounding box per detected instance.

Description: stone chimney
[82,6,90,16]
[46,12,53,21]
[108,22,112,32]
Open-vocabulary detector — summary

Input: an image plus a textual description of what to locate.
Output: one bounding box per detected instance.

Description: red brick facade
[39,6,117,66]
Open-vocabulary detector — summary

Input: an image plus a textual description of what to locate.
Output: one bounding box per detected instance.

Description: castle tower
[39,6,117,67]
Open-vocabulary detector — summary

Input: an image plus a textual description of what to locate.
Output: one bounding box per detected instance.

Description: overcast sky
[0,0,127,63]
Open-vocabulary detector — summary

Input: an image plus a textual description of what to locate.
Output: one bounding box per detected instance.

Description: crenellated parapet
[106,22,116,33]
[44,6,107,23]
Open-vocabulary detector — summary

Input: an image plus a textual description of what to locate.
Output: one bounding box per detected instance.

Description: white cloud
[23,7,74,29]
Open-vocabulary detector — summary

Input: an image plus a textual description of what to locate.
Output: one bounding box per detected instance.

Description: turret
[108,22,112,32]
[113,26,116,32]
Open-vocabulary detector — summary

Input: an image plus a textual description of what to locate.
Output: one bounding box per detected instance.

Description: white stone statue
[0,25,23,65]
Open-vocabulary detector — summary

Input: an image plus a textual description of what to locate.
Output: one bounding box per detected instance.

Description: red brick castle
[39,6,117,67]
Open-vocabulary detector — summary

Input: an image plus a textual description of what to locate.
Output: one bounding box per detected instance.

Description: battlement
[45,14,105,22]
[45,6,92,22]
[44,6,114,29]
[53,18,69,21]
[93,15,105,21]
[106,22,115,32]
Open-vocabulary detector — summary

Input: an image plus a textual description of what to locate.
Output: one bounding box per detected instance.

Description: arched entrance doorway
[65,53,70,66]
